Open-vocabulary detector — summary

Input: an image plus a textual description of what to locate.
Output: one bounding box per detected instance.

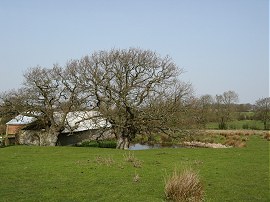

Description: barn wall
[17,129,113,146]
[57,129,113,146]
[6,124,27,135]
[18,130,45,145]
[5,124,28,145]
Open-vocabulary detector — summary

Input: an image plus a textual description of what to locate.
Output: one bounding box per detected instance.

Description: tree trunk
[116,136,130,149]
[40,130,59,146]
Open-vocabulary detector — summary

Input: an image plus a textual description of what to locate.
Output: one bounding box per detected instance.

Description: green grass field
[0,135,269,201]
[206,120,266,130]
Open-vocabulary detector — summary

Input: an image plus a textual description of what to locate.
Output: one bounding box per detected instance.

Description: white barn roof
[6,115,37,125]
[61,111,111,133]
[6,111,111,133]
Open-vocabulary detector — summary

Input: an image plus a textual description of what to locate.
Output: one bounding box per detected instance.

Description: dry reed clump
[235,141,246,148]
[164,169,204,202]
[95,155,115,166]
[123,152,143,168]
[224,139,246,148]
[263,132,270,141]
[220,133,227,138]
[133,171,140,183]
[232,135,241,140]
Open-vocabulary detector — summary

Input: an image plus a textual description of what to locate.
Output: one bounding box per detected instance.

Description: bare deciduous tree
[139,80,197,138]
[254,97,270,130]
[215,90,238,129]
[0,62,93,146]
[77,48,187,149]
[1,48,194,148]
[196,94,214,127]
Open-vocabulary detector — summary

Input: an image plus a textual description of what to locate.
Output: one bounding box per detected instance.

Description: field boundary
[203,129,269,135]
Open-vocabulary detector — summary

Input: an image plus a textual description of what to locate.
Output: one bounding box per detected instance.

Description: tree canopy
[254,97,270,130]
[76,48,188,149]
[0,48,194,148]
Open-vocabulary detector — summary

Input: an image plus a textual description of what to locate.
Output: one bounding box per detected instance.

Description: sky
[0,0,268,104]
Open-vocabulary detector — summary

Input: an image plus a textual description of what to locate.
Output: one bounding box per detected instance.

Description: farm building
[5,115,37,145]
[5,111,112,146]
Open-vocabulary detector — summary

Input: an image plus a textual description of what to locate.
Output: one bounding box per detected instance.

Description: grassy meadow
[0,135,269,201]
[206,120,266,130]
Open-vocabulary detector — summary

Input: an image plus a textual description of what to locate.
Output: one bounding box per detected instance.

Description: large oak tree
[77,48,188,149]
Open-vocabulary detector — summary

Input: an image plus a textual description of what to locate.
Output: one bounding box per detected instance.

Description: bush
[218,122,227,130]
[164,169,204,202]
[79,141,99,147]
[77,140,117,148]
[229,124,236,129]
[249,124,259,130]
[160,134,173,143]
[242,123,249,129]
[98,140,117,148]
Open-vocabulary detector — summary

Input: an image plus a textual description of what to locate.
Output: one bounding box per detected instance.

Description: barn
[5,111,112,146]
[5,115,37,145]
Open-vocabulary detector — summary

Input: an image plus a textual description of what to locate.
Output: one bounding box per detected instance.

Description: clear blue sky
[0,0,268,104]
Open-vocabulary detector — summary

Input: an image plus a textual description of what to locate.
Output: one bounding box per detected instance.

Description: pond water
[129,143,183,150]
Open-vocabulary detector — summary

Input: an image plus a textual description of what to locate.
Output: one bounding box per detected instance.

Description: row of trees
[196,91,239,129]
[196,93,270,130]
[0,48,269,148]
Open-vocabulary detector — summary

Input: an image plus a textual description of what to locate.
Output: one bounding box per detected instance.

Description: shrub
[98,140,117,148]
[160,134,173,143]
[77,140,117,148]
[250,124,259,130]
[218,122,227,130]
[242,123,249,129]
[164,169,204,202]
[79,141,99,147]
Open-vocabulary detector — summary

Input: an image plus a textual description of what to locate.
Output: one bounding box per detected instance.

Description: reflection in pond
[129,143,183,150]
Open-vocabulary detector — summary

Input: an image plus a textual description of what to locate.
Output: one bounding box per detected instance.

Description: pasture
[0,135,269,201]
[206,120,266,130]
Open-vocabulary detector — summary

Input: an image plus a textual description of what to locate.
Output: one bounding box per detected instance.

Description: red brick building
[5,115,37,145]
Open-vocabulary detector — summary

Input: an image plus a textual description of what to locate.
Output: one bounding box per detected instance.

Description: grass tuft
[133,171,140,183]
[123,151,143,168]
[164,168,204,202]
[262,132,270,141]
[95,155,115,166]
[225,139,246,148]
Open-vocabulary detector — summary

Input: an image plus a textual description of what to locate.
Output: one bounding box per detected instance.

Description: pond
[129,143,184,150]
